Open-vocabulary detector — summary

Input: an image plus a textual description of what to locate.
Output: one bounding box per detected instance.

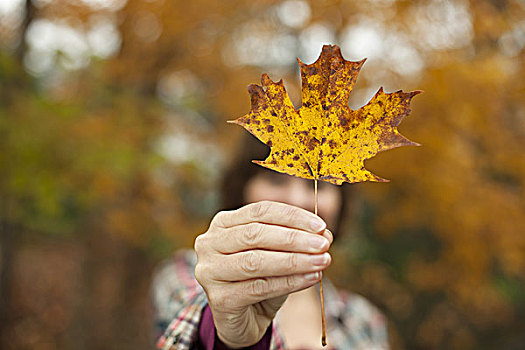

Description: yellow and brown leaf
[230,44,421,185]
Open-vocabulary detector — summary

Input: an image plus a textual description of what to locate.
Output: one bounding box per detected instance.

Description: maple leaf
[229,44,421,185]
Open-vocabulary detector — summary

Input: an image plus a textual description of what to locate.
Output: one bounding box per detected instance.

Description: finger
[212,201,326,233]
[210,250,330,281]
[323,229,333,244]
[214,272,323,308]
[213,223,330,254]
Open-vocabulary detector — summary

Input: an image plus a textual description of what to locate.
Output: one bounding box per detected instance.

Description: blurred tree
[0,0,523,349]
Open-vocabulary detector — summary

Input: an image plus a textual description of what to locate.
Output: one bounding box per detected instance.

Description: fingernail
[310,253,329,266]
[324,229,334,244]
[310,218,325,231]
[304,271,320,281]
[309,235,328,250]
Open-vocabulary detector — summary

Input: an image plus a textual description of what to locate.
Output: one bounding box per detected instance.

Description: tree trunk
[0,1,34,344]
[15,0,35,63]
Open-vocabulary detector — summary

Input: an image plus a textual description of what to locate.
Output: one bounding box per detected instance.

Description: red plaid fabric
[152,250,389,349]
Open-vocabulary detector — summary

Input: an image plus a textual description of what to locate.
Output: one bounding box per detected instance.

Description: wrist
[213,313,268,348]
[216,328,259,348]
[215,324,272,349]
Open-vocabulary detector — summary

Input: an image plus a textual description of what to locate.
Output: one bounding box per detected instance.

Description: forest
[0,0,524,349]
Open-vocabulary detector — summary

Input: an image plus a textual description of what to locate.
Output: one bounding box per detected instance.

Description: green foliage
[1,0,524,349]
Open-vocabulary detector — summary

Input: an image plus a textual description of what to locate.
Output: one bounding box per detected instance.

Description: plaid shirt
[152,250,389,350]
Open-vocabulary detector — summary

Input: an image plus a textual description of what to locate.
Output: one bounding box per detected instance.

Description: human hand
[194,200,332,348]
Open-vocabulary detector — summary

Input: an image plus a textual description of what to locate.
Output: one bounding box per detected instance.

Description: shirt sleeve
[197,305,272,350]
[152,251,208,350]
[151,250,283,350]
[336,291,390,349]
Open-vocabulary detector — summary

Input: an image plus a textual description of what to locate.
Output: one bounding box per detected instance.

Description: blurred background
[0,0,524,349]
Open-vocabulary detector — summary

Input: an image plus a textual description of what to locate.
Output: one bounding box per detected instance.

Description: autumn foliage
[231,44,420,184]
[1,1,524,349]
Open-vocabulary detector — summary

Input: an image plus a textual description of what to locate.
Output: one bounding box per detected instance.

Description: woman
[152,135,388,349]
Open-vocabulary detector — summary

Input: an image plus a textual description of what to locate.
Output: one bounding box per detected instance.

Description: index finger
[212,201,326,233]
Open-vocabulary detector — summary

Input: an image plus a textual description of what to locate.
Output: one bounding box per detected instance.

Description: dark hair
[221,133,271,210]
[220,133,353,237]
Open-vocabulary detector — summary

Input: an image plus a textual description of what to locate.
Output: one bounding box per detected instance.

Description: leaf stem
[315,178,327,347]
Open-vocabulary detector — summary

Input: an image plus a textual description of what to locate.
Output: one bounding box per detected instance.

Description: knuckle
[250,278,269,296]
[283,205,299,223]
[287,253,298,270]
[194,234,205,253]
[241,223,263,247]
[284,275,296,290]
[212,211,229,228]
[208,290,226,310]
[250,201,270,219]
[194,262,211,282]
[240,251,262,274]
[242,251,261,274]
[284,229,299,247]
[194,264,204,284]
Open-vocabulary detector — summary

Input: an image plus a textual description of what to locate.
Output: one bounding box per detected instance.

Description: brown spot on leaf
[339,115,348,127]
[307,137,320,151]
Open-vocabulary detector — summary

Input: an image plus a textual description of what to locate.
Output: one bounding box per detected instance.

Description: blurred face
[243,170,343,229]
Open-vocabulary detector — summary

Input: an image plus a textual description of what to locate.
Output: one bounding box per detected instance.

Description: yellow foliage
[231,45,420,184]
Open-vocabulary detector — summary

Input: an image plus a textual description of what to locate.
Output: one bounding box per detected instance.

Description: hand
[194,200,333,348]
